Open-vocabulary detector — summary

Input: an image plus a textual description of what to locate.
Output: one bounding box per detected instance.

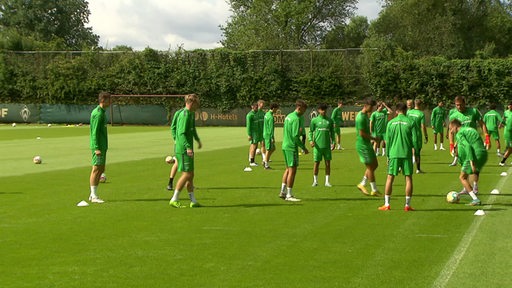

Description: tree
[323,16,370,49]
[0,0,99,50]
[221,0,357,50]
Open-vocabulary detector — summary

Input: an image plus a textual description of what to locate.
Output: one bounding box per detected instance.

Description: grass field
[1,124,511,288]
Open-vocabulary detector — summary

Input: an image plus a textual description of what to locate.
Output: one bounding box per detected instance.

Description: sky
[88,0,382,51]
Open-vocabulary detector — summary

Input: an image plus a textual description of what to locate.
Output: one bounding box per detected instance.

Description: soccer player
[167,107,184,190]
[256,99,266,161]
[355,98,380,196]
[246,102,260,166]
[483,103,503,156]
[89,92,111,204]
[169,94,202,208]
[448,96,489,173]
[406,99,428,173]
[449,119,487,206]
[331,100,345,150]
[431,101,447,151]
[379,102,417,211]
[263,102,279,169]
[499,101,512,166]
[279,99,309,202]
[309,103,335,187]
[370,101,393,156]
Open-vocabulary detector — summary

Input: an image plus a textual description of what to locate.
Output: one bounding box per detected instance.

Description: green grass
[1,124,511,287]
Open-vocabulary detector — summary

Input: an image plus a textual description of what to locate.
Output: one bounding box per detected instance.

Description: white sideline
[432,166,512,288]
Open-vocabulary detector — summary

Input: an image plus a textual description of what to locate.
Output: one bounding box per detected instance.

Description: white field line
[432,166,512,288]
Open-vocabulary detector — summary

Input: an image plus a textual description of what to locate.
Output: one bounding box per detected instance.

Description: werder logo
[20,105,31,122]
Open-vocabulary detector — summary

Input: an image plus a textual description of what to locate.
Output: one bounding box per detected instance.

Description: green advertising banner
[0,104,40,123]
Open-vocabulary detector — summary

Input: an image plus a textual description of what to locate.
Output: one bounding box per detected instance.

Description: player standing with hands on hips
[89,92,111,204]
[169,94,202,208]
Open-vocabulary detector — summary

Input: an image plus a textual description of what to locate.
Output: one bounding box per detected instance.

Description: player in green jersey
[169,94,202,208]
[331,100,345,150]
[430,101,447,151]
[246,102,260,167]
[256,99,266,160]
[89,92,111,204]
[499,101,512,166]
[483,103,503,156]
[448,96,488,167]
[406,99,428,173]
[279,100,309,202]
[370,101,393,156]
[379,103,417,211]
[309,103,335,187]
[355,98,381,196]
[167,107,184,190]
[449,119,487,206]
[263,102,279,169]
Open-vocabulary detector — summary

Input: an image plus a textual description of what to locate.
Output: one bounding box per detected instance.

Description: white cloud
[88,0,382,51]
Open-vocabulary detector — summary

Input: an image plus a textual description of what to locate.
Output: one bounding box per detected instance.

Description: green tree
[0,0,99,50]
[221,0,357,50]
[323,16,370,48]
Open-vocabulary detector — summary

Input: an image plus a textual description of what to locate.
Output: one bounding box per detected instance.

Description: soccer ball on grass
[446,191,459,203]
[33,156,42,164]
[165,155,176,164]
[99,173,107,183]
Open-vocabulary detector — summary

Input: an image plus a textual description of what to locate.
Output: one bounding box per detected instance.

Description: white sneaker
[434,146,438,151]
[499,162,505,167]
[89,196,105,204]
[285,196,301,202]
[439,146,445,150]
[249,162,258,167]
[325,183,332,187]
[312,182,318,187]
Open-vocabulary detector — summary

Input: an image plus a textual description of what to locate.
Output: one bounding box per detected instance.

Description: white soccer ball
[99,173,107,183]
[256,148,261,155]
[47,123,52,127]
[165,155,175,164]
[12,123,16,127]
[33,156,42,164]
[446,191,459,203]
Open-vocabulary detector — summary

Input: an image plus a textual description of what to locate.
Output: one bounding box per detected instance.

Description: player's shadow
[0,191,23,195]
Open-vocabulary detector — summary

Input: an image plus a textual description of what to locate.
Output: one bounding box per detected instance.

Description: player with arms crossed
[379,102,417,211]
[355,98,380,196]
[169,94,202,208]
[499,101,512,166]
[483,103,503,156]
[331,100,345,150]
[449,119,487,206]
[431,101,447,151]
[263,102,279,169]
[309,103,335,187]
[89,92,111,204]
[279,100,309,202]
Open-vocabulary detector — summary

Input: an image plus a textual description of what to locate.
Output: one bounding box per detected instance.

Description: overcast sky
[88,0,382,51]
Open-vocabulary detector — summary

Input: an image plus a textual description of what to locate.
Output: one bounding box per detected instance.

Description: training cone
[243,167,252,172]
[474,210,485,216]
[77,200,89,207]
[490,189,500,195]
[500,172,508,177]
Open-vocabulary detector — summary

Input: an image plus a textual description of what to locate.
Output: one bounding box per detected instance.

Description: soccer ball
[12,123,16,127]
[256,148,261,155]
[446,191,459,203]
[33,156,42,164]
[99,173,107,183]
[165,155,175,164]
[47,123,52,127]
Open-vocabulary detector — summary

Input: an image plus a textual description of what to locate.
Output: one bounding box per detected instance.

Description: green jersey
[483,110,502,131]
[89,105,108,151]
[503,110,512,141]
[370,108,388,136]
[355,111,371,146]
[456,127,486,162]
[331,107,344,127]
[385,114,416,159]
[175,108,200,154]
[308,114,335,149]
[170,108,184,140]
[449,107,482,129]
[246,110,258,137]
[257,109,265,139]
[406,108,426,141]
[431,106,447,127]
[263,110,275,140]
[282,111,306,151]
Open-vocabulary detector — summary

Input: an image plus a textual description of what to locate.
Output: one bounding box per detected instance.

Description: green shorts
[460,152,488,175]
[413,142,422,153]
[264,137,275,151]
[313,147,332,162]
[249,133,261,144]
[488,130,499,140]
[387,158,413,176]
[432,124,444,134]
[334,126,341,136]
[356,143,376,165]
[282,149,299,167]
[372,132,385,141]
[177,152,194,172]
[91,150,107,166]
